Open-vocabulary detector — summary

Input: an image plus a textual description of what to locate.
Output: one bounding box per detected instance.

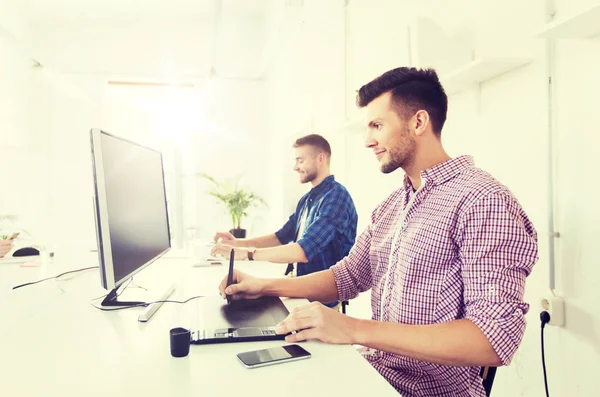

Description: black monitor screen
[92,130,170,288]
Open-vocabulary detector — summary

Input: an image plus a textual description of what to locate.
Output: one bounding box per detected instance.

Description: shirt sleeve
[330,205,379,301]
[274,212,297,245]
[296,189,354,261]
[457,192,538,365]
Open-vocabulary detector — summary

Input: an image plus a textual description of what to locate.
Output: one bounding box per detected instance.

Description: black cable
[117,278,133,297]
[90,295,205,311]
[129,281,147,291]
[12,266,99,290]
[540,311,551,397]
[90,277,136,302]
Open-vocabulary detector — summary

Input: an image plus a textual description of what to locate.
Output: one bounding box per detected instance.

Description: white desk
[1,254,398,396]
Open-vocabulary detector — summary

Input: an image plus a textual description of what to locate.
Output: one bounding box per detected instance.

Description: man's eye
[374,123,382,130]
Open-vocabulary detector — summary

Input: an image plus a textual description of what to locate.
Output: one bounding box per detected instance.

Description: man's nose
[364,129,376,148]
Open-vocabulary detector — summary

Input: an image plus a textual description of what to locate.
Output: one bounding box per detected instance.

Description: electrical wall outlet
[540,295,565,326]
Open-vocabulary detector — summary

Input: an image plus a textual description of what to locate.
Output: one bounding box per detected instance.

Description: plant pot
[230,228,246,239]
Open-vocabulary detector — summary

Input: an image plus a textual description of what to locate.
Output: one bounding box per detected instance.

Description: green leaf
[197,173,268,229]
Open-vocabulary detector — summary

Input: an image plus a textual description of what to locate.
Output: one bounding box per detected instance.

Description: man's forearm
[253,243,308,264]
[262,269,339,303]
[352,318,502,367]
[238,233,281,248]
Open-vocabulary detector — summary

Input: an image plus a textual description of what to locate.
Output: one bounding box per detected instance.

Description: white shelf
[441,57,532,95]
[535,4,600,39]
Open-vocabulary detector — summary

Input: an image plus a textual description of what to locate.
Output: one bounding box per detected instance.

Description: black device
[12,247,40,257]
[190,296,290,345]
[90,129,171,307]
[226,248,235,304]
[237,344,311,369]
[170,327,191,358]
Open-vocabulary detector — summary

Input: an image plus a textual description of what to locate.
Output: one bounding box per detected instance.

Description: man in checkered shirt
[219,67,539,397]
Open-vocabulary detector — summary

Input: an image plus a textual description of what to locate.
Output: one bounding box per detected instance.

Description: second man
[211,134,358,308]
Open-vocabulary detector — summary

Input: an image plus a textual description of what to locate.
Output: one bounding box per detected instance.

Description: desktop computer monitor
[90,129,171,306]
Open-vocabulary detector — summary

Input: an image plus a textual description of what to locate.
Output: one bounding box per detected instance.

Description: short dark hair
[356,67,448,135]
[293,134,332,158]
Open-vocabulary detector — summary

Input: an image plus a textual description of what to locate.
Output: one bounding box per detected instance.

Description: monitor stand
[100,288,146,307]
[100,283,176,322]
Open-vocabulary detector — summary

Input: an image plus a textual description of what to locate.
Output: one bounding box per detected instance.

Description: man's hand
[213,231,240,246]
[218,269,265,301]
[211,243,250,260]
[0,239,13,258]
[275,302,357,344]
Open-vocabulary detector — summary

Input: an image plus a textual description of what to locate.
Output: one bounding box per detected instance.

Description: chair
[480,366,497,397]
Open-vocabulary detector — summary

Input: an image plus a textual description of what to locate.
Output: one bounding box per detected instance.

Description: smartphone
[237,344,311,369]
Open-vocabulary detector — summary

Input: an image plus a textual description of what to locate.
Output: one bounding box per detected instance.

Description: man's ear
[413,110,430,136]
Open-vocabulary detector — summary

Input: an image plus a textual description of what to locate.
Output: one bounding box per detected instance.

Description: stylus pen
[226,248,235,304]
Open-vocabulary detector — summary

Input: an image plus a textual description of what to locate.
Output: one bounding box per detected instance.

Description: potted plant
[0,215,28,239]
[198,173,267,238]
[0,215,28,258]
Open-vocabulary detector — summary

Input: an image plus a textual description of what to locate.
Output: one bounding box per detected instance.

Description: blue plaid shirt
[275,176,358,305]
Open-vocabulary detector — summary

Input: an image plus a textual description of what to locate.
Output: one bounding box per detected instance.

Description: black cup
[170,327,191,358]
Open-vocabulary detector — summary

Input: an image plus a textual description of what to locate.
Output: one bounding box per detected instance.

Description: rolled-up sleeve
[458,192,538,365]
[296,190,353,261]
[275,212,297,245]
[331,205,380,301]
[331,226,373,301]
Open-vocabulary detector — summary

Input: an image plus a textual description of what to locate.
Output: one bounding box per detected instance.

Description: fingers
[218,275,229,297]
[219,269,237,295]
[221,270,250,296]
[217,269,263,301]
[228,292,250,301]
[214,231,235,243]
[275,304,320,335]
[219,273,237,298]
[211,244,232,258]
[224,282,241,296]
[275,317,315,335]
[285,328,318,343]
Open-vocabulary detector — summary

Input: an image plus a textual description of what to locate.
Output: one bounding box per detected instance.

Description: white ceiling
[20,0,269,23]
[13,0,273,80]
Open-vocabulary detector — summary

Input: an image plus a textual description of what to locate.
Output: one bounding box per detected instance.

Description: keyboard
[190,326,285,345]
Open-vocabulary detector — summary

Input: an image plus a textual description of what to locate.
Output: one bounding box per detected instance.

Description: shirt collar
[310,175,335,197]
[403,155,474,190]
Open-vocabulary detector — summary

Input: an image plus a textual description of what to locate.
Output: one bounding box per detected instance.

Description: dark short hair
[356,67,448,135]
[293,134,332,158]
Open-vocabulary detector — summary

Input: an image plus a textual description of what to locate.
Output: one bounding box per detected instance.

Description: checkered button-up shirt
[331,156,538,397]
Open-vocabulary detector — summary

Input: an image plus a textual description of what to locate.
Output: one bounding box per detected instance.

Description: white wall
[439,1,600,395]
[0,31,102,260]
[1,8,273,257]
[0,33,52,242]
[549,19,600,397]
[98,78,272,241]
[265,0,345,224]
[265,0,413,230]
[265,0,600,395]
